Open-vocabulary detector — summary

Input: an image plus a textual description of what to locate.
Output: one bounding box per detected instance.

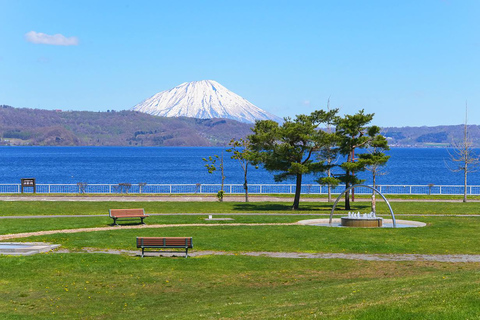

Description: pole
[351,149,355,202]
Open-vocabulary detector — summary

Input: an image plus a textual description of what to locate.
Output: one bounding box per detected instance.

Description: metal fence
[1,183,479,195]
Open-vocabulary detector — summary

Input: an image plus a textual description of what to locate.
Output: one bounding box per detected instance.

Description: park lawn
[11,216,480,255]
[0,214,310,236]
[1,199,480,216]
[1,211,480,318]
[0,253,479,319]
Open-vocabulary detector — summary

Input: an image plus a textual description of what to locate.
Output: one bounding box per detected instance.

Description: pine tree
[334,110,385,210]
[358,134,390,212]
[249,109,338,210]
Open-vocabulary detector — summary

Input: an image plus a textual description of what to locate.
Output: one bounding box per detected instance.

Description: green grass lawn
[0,254,479,319]
[11,216,480,255]
[1,199,480,216]
[1,200,480,319]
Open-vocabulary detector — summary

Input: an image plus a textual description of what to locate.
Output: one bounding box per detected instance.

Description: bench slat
[109,209,148,226]
[136,237,193,258]
[110,209,147,217]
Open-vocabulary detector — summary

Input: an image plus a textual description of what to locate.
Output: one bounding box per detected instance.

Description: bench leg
[142,248,145,258]
[185,248,188,258]
[140,217,145,225]
[112,218,119,226]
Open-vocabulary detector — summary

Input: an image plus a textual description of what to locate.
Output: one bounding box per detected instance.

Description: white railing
[0,183,478,195]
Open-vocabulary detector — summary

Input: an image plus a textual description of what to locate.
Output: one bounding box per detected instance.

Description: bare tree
[226,138,257,202]
[203,152,226,201]
[317,98,340,202]
[77,182,88,194]
[445,102,479,202]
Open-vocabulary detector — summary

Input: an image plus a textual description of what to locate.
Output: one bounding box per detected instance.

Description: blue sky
[1,0,479,127]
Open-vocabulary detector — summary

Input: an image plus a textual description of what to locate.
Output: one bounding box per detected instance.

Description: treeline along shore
[1,105,478,147]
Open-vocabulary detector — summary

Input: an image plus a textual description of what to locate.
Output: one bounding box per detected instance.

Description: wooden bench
[109,208,148,226]
[136,237,193,258]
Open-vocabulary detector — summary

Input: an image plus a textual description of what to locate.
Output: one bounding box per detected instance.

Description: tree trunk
[344,180,351,211]
[344,168,351,210]
[220,152,225,202]
[327,167,332,202]
[351,150,355,203]
[464,166,467,203]
[244,164,249,203]
[292,174,302,210]
[345,188,351,210]
[344,152,353,210]
[372,172,376,213]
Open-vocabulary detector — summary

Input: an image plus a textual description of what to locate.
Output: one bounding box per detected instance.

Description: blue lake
[0,146,476,185]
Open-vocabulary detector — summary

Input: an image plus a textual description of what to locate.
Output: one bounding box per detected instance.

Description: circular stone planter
[340,217,383,227]
[298,219,426,228]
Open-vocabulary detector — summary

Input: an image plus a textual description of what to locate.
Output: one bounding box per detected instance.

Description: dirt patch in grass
[55,246,480,263]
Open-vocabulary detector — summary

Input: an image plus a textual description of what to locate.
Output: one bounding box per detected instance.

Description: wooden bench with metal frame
[109,208,149,226]
[136,237,193,258]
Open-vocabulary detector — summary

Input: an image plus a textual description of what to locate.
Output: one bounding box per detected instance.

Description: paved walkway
[0,223,298,240]
[56,247,480,263]
[1,213,480,219]
[0,195,476,202]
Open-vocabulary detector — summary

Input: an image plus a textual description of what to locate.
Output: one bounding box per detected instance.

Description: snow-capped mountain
[131,80,281,124]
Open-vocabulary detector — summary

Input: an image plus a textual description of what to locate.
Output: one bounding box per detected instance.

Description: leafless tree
[317,98,339,202]
[77,182,88,194]
[445,102,479,202]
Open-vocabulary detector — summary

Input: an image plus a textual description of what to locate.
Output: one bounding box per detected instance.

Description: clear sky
[1,0,479,127]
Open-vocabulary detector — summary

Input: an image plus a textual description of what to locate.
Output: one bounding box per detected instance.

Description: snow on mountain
[131,80,282,124]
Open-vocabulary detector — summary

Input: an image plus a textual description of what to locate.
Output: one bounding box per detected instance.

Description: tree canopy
[333,109,386,210]
[248,109,338,210]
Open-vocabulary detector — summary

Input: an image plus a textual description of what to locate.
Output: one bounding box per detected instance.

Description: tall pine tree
[334,110,386,210]
[249,109,337,210]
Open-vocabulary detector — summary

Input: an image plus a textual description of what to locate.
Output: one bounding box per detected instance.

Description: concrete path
[0,222,299,240]
[0,195,476,202]
[0,213,479,219]
[57,247,480,263]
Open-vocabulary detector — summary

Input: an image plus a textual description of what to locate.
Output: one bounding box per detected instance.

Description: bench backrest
[110,208,145,218]
[137,237,193,248]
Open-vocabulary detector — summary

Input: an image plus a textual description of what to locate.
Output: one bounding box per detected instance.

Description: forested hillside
[0,105,252,146]
[382,125,480,147]
[1,105,478,147]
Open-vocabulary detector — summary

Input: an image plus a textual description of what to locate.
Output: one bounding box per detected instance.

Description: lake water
[0,146,476,185]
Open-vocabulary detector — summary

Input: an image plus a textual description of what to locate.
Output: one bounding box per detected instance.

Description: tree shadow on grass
[231,202,372,213]
[110,221,147,227]
[231,202,330,212]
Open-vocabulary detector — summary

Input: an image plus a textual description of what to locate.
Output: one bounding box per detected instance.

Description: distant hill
[1,105,478,147]
[382,125,480,147]
[0,105,252,146]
